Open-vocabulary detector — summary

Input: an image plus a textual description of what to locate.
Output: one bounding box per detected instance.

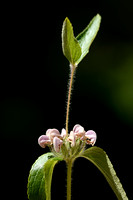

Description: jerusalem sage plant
[27,14,128,200]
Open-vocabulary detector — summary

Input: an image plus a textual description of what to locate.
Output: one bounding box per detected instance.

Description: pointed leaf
[80,147,128,200]
[62,17,82,65]
[76,14,101,64]
[27,152,63,200]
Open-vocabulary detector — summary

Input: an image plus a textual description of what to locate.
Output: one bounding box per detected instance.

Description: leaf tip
[96,13,102,23]
[64,16,69,21]
[63,17,71,25]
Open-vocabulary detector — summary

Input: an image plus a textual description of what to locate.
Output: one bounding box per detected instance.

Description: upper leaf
[76,14,101,64]
[27,152,63,200]
[62,17,82,65]
[80,147,128,200]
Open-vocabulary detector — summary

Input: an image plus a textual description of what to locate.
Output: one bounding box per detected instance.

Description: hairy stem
[66,159,73,200]
[65,64,76,136]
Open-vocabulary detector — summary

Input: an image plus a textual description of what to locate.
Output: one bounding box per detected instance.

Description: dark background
[1,1,133,199]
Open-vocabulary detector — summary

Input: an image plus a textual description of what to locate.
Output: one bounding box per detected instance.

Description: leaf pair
[62,14,101,65]
[27,147,128,200]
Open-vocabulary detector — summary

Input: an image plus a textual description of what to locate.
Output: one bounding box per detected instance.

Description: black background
[1,1,133,199]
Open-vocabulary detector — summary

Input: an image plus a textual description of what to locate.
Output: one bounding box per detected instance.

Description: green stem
[65,64,76,136]
[66,159,73,200]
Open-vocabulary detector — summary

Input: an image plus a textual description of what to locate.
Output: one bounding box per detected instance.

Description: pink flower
[38,135,51,148]
[73,124,85,139]
[46,128,62,142]
[53,137,63,152]
[85,130,97,146]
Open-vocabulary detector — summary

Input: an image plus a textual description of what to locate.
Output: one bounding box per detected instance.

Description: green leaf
[62,17,82,65]
[27,152,63,200]
[80,147,128,200]
[76,14,101,64]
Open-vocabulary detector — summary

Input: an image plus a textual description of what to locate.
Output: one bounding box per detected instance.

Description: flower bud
[61,128,66,138]
[38,135,51,148]
[53,137,63,153]
[85,130,97,146]
[68,131,76,147]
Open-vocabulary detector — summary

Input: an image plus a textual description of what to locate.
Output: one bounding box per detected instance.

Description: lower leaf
[27,152,62,200]
[80,147,128,200]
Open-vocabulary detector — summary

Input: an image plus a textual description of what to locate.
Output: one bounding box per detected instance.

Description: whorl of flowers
[38,124,96,159]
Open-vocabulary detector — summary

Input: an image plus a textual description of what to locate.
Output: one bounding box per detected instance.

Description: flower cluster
[38,124,97,156]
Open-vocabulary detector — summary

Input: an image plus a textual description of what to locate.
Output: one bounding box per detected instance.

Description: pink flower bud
[61,128,66,138]
[46,128,62,142]
[73,124,85,138]
[38,135,51,148]
[85,130,97,146]
[68,131,76,147]
[53,137,63,153]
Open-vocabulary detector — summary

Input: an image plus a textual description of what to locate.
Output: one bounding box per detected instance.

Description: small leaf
[62,17,82,65]
[80,147,128,200]
[76,14,101,64]
[27,152,63,200]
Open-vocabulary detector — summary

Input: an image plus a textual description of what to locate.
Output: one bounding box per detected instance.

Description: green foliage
[27,147,128,200]
[80,147,128,200]
[62,17,81,65]
[62,14,101,65]
[27,152,62,200]
[76,14,101,64]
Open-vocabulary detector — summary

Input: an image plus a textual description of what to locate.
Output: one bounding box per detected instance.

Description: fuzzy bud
[61,128,67,138]
[68,131,76,147]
